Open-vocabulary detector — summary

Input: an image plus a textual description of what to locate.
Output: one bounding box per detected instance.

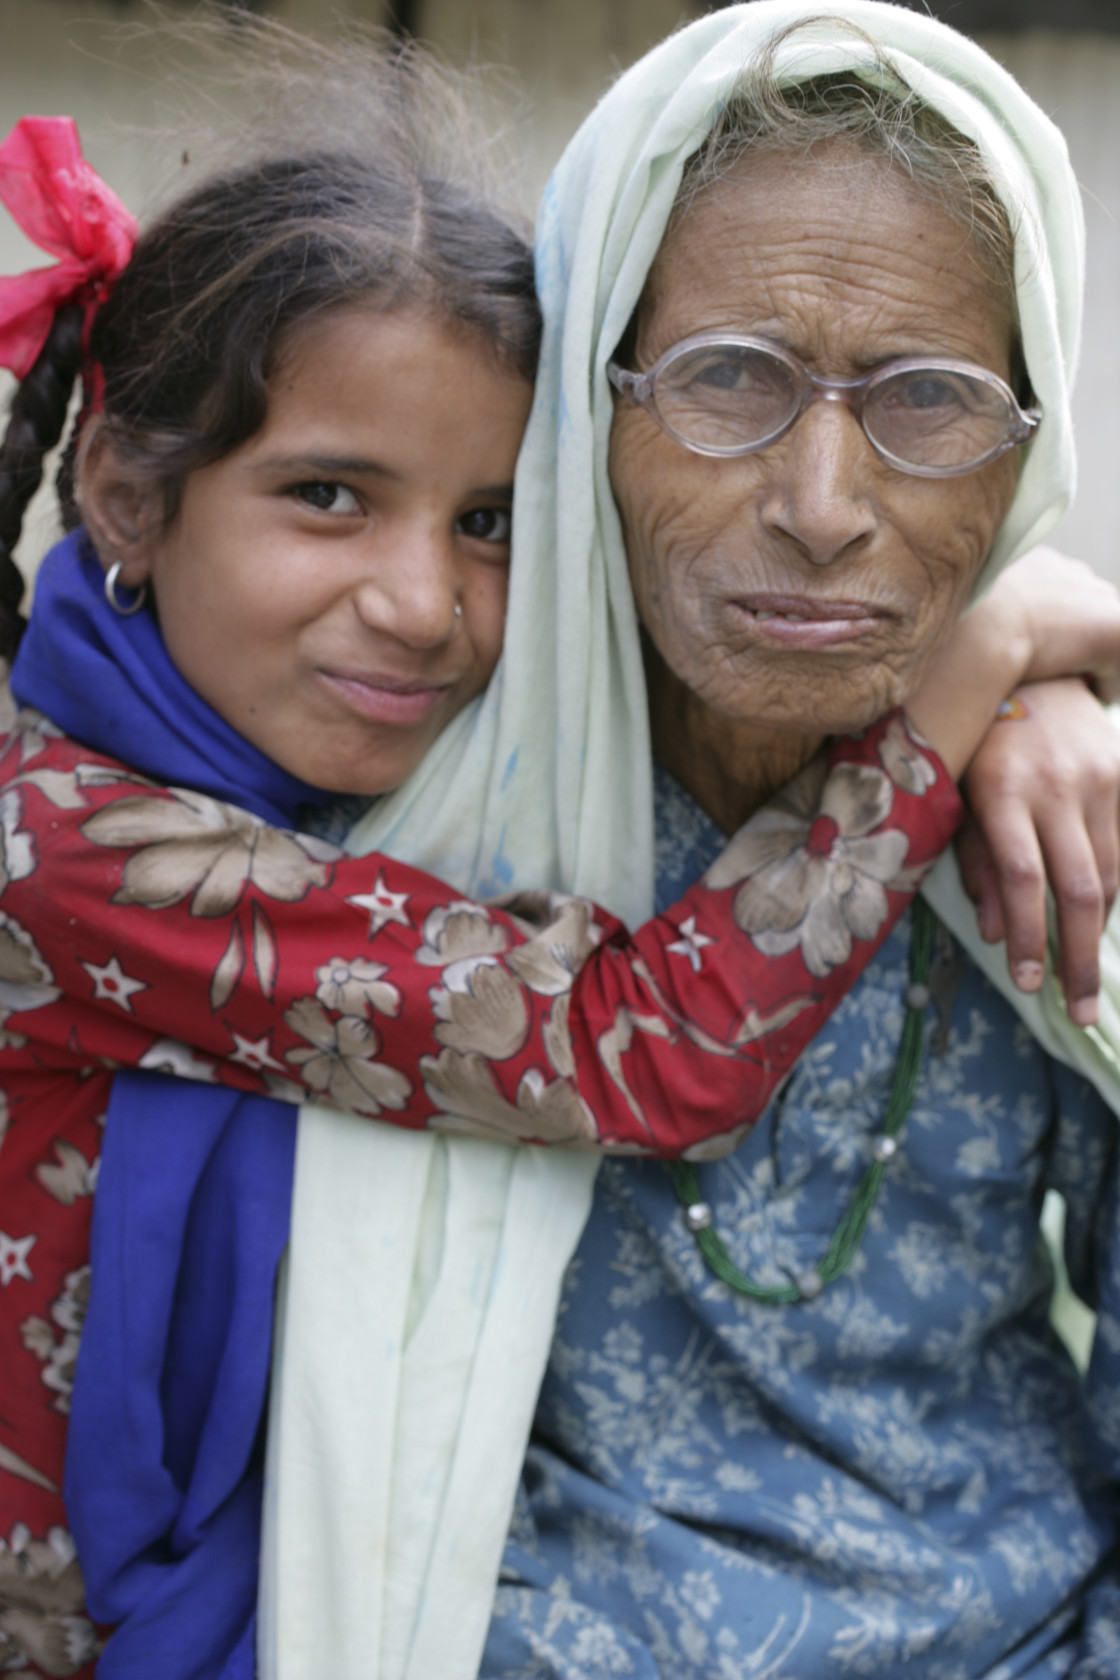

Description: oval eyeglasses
[607,332,1040,478]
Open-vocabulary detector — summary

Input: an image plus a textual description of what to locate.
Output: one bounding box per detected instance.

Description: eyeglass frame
[606,330,1041,479]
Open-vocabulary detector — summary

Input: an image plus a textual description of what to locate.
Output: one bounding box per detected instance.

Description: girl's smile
[103,305,533,795]
[314,668,458,728]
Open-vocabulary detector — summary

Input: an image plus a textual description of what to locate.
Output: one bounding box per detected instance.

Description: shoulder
[0,704,169,904]
[0,704,165,816]
[0,702,153,787]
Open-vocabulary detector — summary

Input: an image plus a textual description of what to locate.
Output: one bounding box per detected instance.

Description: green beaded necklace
[667,897,935,1304]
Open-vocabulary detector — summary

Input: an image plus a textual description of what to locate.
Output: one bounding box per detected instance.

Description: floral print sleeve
[0,707,960,1162]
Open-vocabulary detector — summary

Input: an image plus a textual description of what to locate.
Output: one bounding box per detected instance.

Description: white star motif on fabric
[347,872,412,936]
[0,1230,35,1287]
[81,954,148,1012]
[667,915,715,974]
[229,1032,284,1073]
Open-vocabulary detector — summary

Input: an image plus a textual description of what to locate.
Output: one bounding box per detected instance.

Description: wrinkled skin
[609,145,1018,831]
[609,144,1120,1018]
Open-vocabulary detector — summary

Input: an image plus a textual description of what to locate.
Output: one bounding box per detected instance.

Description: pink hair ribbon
[0,116,137,379]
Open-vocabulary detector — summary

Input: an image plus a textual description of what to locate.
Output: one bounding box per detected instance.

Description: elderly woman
[453,6,1120,1677]
[251,6,1120,1676]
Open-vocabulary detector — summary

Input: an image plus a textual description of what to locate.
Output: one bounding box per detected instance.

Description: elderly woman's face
[609,147,1020,739]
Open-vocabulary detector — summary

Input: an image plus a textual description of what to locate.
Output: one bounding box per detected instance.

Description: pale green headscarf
[260,9,1115,1679]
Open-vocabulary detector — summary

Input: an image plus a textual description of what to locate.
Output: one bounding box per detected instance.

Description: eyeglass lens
[654,343,1019,471]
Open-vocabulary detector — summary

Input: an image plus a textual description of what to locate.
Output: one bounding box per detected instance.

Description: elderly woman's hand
[959,679,1120,1026]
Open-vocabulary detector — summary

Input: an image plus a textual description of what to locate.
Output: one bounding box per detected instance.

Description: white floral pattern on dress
[20,1267,89,1415]
[878,714,939,795]
[313,956,402,1018]
[82,787,339,917]
[705,759,919,977]
[481,771,1120,1680]
[0,915,60,1016]
[0,1523,99,1676]
[282,998,411,1115]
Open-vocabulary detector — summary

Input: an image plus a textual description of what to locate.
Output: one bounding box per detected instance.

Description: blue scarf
[11,530,334,1680]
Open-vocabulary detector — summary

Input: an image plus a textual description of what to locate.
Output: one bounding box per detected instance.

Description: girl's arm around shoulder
[0,708,960,1159]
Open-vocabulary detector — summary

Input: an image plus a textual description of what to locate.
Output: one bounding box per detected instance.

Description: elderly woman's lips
[737,595,886,649]
[318,670,454,725]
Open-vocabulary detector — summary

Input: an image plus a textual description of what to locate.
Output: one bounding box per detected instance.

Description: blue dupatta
[11,530,333,1679]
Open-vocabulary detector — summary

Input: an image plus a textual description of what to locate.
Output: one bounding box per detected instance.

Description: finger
[973,799,1049,994]
[955,822,1005,943]
[1084,789,1120,924]
[1034,808,1105,1026]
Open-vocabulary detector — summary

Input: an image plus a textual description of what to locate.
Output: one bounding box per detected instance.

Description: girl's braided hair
[0,21,541,662]
[0,306,84,657]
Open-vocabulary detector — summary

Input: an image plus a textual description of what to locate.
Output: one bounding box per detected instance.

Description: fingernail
[1011,960,1044,993]
[1069,996,1099,1028]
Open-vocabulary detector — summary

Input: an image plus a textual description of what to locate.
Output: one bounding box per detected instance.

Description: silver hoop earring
[453,600,463,620]
[104,562,148,617]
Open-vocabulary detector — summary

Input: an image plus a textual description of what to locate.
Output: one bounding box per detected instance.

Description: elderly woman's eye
[457,507,513,544]
[293,482,362,515]
[895,375,961,412]
[656,346,797,450]
[692,355,751,392]
[681,348,785,397]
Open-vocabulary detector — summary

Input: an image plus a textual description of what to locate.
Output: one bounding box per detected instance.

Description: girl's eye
[457,507,513,545]
[293,481,361,515]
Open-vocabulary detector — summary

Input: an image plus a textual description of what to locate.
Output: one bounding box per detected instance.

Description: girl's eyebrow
[250,453,516,499]
[252,452,402,480]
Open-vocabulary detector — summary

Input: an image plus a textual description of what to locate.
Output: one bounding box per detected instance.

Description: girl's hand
[907,546,1120,1025]
[908,547,1120,779]
[987,545,1120,701]
[906,548,1120,781]
[959,679,1120,1026]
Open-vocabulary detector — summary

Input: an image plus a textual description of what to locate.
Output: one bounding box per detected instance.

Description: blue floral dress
[481,766,1120,1679]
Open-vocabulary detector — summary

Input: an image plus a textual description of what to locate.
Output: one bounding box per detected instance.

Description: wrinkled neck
[644,638,824,835]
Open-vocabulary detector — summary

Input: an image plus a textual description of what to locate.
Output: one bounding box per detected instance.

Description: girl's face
[124,307,533,794]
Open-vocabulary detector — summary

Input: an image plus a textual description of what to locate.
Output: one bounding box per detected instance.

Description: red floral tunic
[0,706,960,1676]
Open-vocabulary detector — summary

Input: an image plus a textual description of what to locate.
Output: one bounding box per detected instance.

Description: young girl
[0,48,1117,1680]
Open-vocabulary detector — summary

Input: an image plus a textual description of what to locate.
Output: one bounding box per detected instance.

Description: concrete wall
[2,1,1118,580]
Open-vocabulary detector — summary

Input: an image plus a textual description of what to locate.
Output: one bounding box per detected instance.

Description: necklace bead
[668,899,936,1307]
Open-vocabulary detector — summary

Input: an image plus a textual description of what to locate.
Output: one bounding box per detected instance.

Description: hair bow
[0,116,137,379]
